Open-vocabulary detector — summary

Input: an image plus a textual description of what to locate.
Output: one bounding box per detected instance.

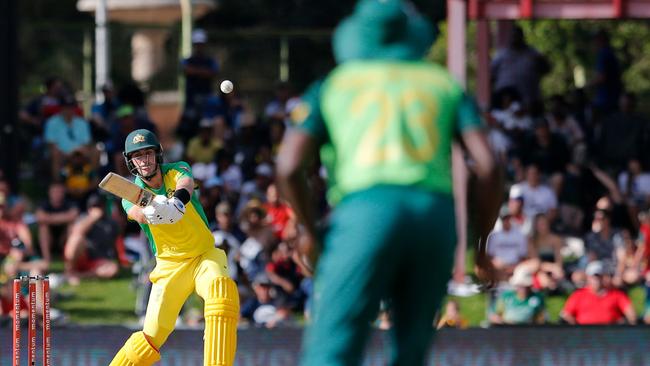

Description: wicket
[12,275,51,366]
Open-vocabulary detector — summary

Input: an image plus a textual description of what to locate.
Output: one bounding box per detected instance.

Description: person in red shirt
[263,183,294,240]
[637,210,650,275]
[561,260,636,325]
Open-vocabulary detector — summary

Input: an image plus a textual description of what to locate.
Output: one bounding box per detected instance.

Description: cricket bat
[99,172,154,207]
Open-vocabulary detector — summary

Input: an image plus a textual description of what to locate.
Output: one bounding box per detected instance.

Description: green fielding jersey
[292,60,483,204]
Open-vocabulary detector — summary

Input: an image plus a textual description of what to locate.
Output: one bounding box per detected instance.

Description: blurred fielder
[109,129,238,366]
[277,0,501,365]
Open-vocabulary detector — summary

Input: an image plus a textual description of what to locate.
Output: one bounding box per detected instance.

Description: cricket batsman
[109,129,238,366]
[276,0,502,364]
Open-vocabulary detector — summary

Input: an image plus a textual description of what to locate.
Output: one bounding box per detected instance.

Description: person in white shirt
[488,206,529,280]
[509,164,558,221]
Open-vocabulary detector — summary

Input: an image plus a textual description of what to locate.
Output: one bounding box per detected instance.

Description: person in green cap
[276,0,502,364]
[109,128,239,366]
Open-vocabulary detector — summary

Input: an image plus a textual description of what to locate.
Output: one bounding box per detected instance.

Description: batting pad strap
[124,331,161,365]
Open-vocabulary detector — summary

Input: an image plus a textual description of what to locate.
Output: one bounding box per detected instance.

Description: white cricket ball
[220,80,234,94]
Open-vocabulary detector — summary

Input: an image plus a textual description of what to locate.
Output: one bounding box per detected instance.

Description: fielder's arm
[277,130,321,275]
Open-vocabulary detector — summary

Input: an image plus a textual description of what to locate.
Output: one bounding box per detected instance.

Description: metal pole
[179,0,193,105]
[95,0,110,102]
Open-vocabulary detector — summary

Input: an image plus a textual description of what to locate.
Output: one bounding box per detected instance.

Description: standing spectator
[595,93,645,173]
[561,260,636,325]
[178,29,219,142]
[590,29,622,116]
[488,206,529,280]
[63,195,119,286]
[489,266,546,325]
[44,95,92,180]
[36,182,79,262]
[491,25,550,112]
[510,164,558,220]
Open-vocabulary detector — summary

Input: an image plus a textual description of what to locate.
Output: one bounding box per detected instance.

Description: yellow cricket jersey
[122,162,214,260]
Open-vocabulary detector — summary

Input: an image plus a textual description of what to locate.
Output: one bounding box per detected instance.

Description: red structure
[446,0,650,107]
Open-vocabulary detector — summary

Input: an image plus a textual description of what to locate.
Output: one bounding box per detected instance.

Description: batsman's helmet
[123,129,164,178]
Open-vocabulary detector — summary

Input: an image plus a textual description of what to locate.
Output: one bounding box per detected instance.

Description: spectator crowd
[1,26,650,330]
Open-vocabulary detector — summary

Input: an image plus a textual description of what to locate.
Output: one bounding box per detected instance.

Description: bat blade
[99,172,153,207]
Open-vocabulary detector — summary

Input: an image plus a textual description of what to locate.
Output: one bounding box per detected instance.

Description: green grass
[54,270,138,325]
[47,252,648,326]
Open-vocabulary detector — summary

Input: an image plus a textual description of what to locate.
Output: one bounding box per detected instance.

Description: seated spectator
[63,195,119,286]
[529,213,564,265]
[436,300,469,329]
[494,187,531,235]
[613,229,642,288]
[212,202,242,281]
[44,95,92,179]
[546,94,584,147]
[639,210,650,275]
[489,266,546,325]
[487,205,529,280]
[584,210,620,265]
[527,213,565,291]
[510,164,558,221]
[240,273,293,328]
[0,193,45,278]
[645,273,650,325]
[238,200,274,283]
[490,86,532,137]
[60,149,98,210]
[519,118,571,176]
[89,82,120,143]
[186,118,222,165]
[618,159,650,209]
[561,261,636,325]
[266,242,303,309]
[36,182,79,262]
[263,183,294,240]
[0,179,28,222]
[237,163,274,213]
[215,149,243,199]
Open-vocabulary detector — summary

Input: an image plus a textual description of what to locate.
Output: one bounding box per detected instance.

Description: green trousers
[300,186,456,366]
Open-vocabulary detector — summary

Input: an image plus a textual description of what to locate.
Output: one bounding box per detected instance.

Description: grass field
[49,259,648,327]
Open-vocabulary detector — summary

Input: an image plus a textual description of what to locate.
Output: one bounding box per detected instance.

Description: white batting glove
[143,195,184,225]
[143,195,169,225]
